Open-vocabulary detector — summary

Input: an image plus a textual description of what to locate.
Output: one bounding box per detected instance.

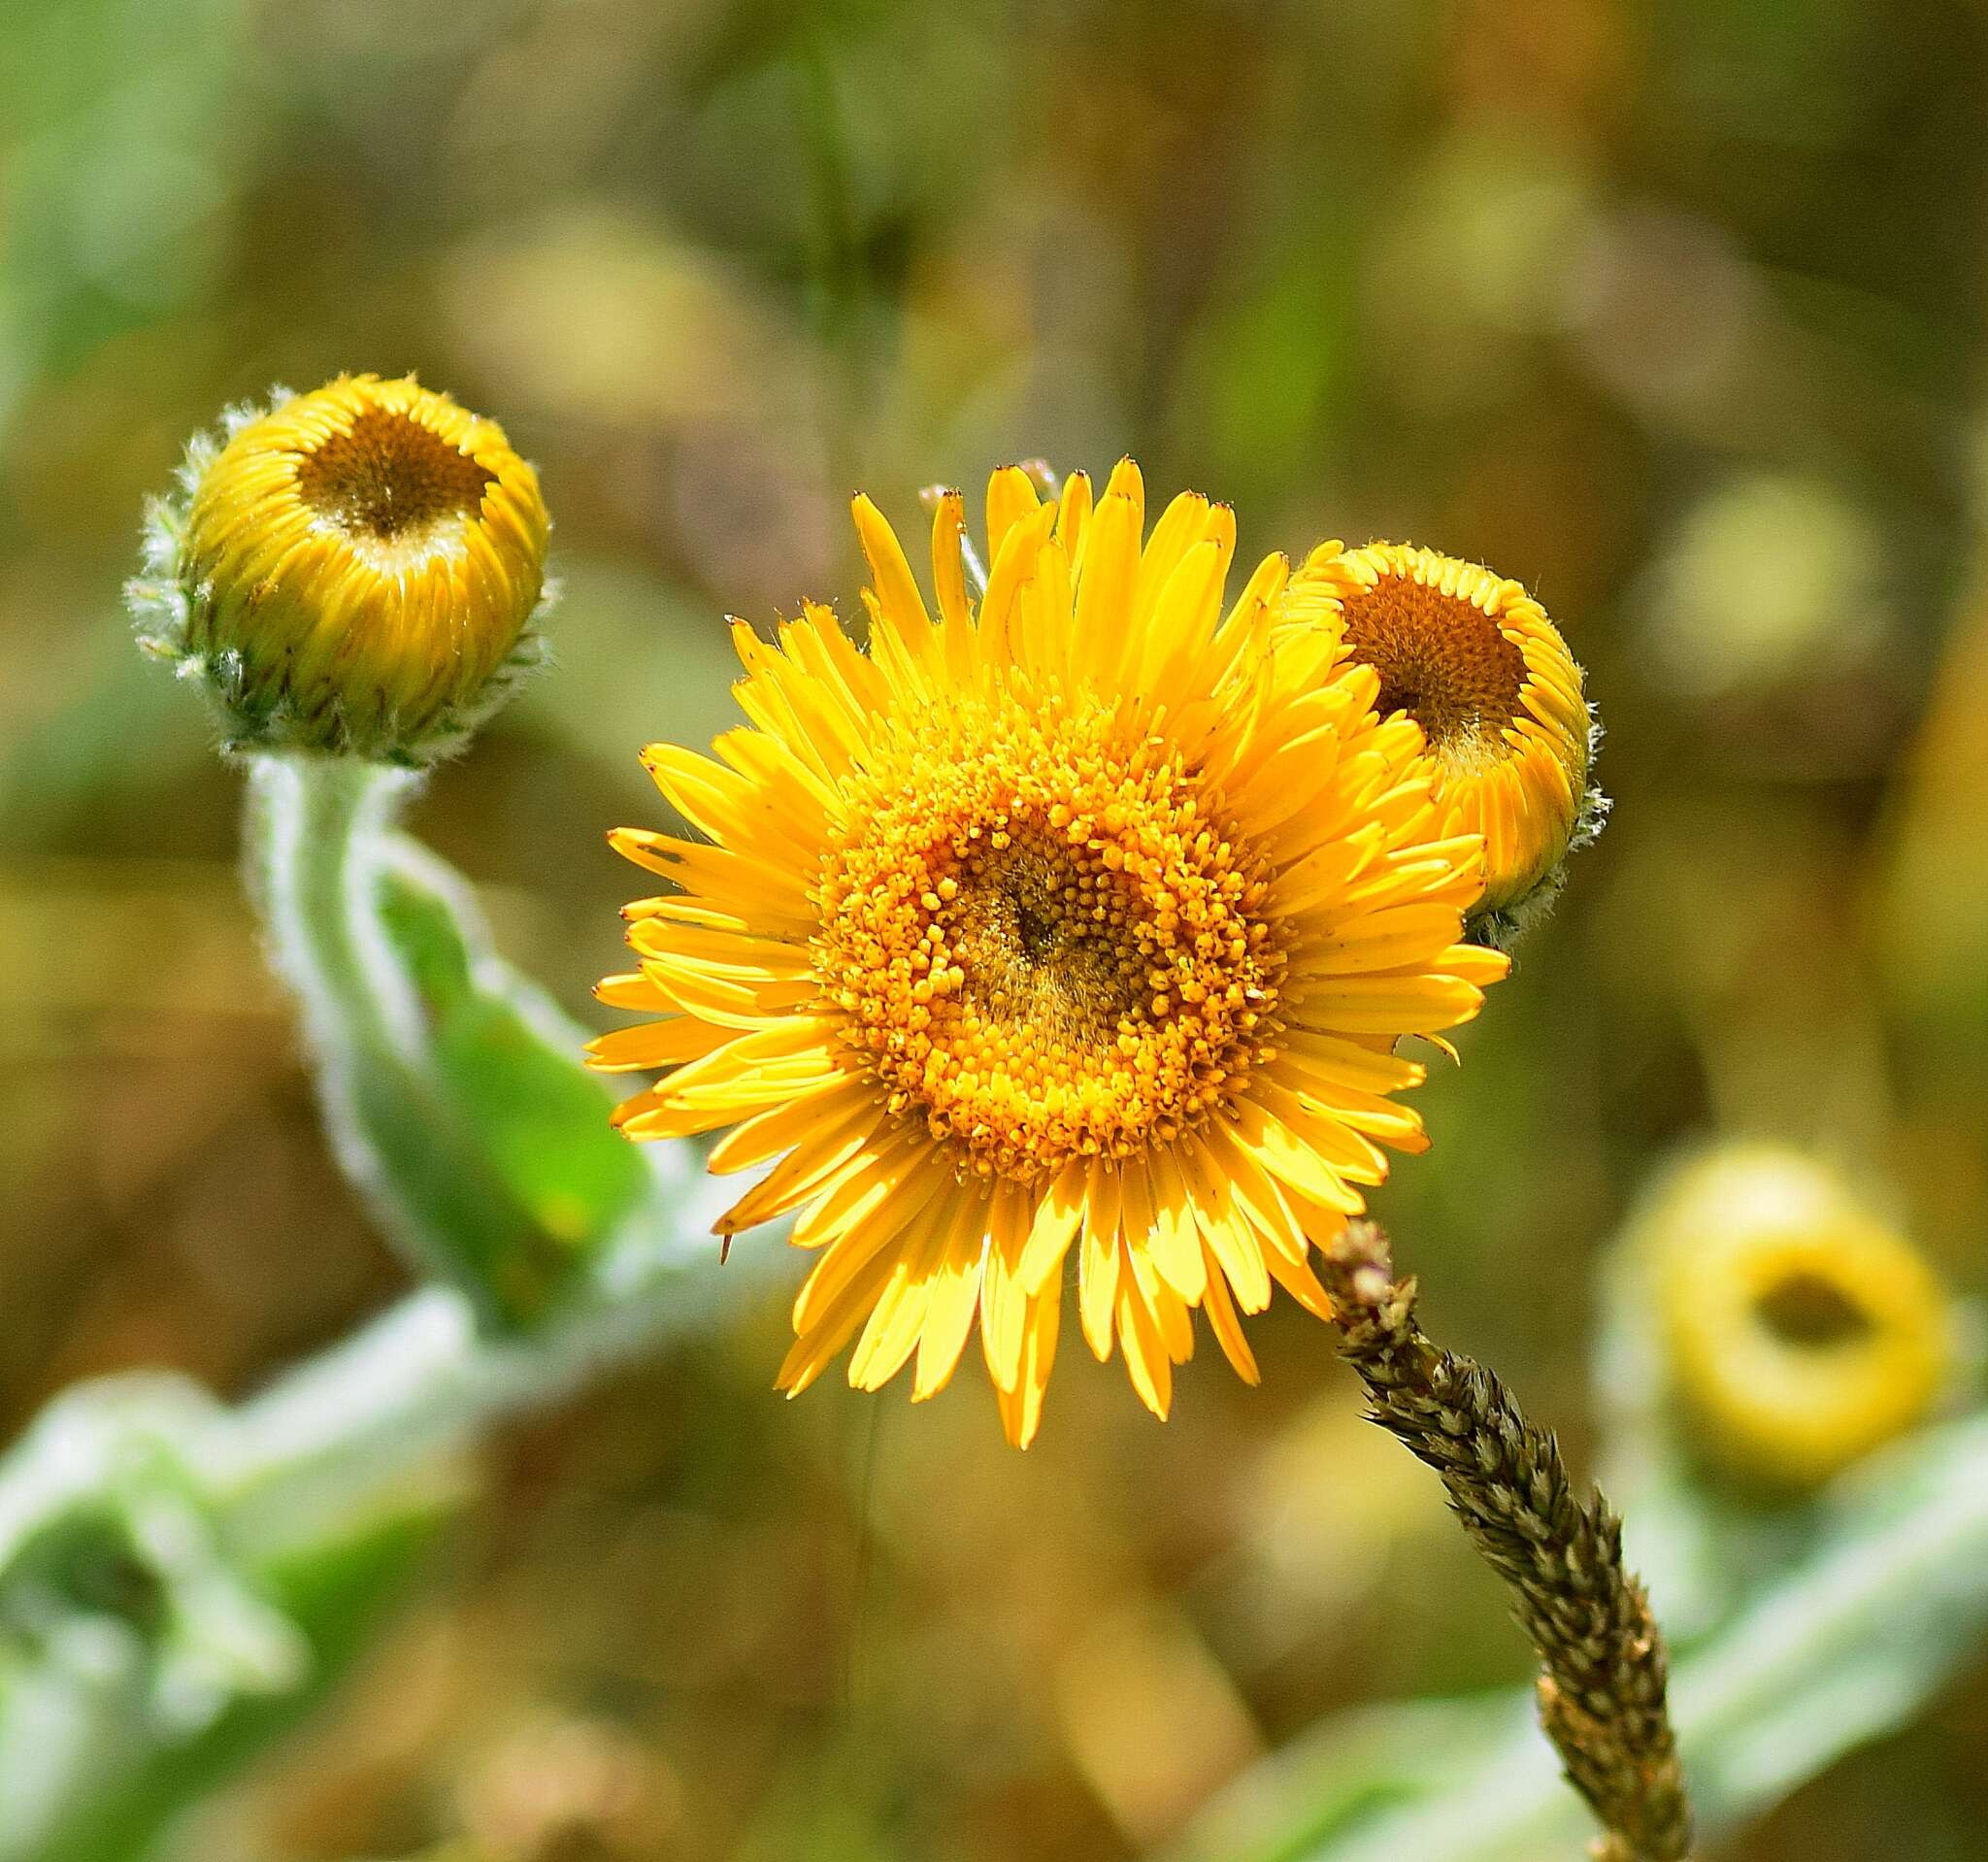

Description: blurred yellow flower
[1277,543,1591,921]
[149,374,548,760]
[591,462,1507,1445]
[1641,1145,1952,1490]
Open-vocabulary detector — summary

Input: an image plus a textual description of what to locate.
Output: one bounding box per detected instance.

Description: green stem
[232,748,772,1523]
[0,747,779,1860]
[211,1211,756,1553]
[246,753,570,1324]
[0,759,768,1859]
[250,753,411,1063]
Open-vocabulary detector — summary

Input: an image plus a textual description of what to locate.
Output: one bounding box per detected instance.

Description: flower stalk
[0,755,754,1862]
[247,752,680,1330]
[248,755,580,1324]
[1319,1221,1692,1862]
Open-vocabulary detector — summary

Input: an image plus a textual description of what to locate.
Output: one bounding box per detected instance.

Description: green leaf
[26,1504,449,1862]
[373,848,649,1271]
[1174,1695,1530,1862]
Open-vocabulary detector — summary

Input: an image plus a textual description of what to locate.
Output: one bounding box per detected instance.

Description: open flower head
[1276,543,1595,928]
[1638,1144,1953,1491]
[132,374,549,761]
[591,463,1508,1445]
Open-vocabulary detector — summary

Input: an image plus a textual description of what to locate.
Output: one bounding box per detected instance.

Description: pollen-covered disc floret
[817,692,1283,1181]
[592,462,1508,1445]
[1277,543,1594,922]
[131,374,549,761]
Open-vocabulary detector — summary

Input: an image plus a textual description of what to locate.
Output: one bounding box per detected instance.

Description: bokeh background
[4,0,1987,1856]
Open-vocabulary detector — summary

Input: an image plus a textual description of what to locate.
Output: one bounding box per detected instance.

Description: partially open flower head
[590,462,1508,1445]
[1277,544,1597,935]
[132,375,549,761]
[1638,1144,1953,1491]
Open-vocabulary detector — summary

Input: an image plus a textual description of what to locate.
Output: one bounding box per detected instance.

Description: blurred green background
[3,0,1986,1856]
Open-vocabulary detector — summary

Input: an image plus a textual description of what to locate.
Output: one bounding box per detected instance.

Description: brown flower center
[296,406,494,549]
[1754,1269,1872,1348]
[1337,576,1526,772]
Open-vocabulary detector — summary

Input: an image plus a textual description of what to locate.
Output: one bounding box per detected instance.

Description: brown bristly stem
[1318,1220,1693,1862]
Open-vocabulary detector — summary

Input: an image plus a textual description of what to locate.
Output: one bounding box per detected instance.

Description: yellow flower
[590,463,1508,1445]
[1276,543,1592,921]
[1639,1145,1952,1491]
[138,374,548,760]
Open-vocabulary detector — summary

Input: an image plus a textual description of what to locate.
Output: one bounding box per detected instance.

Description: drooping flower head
[1634,1144,1952,1491]
[591,464,1508,1444]
[1276,543,1595,930]
[132,374,549,761]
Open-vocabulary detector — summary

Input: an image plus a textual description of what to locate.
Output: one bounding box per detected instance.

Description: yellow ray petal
[705,1078,879,1175]
[1201,1247,1261,1384]
[1140,1148,1208,1304]
[790,1128,942,1248]
[1072,481,1141,688]
[712,1094,880,1233]
[996,1286,1061,1449]
[1135,535,1228,695]
[1055,470,1093,559]
[848,1189,958,1391]
[985,466,1041,562]
[929,487,972,633]
[1018,1160,1086,1292]
[1264,1238,1336,1320]
[1275,1025,1426,1092]
[585,1015,733,1072]
[1200,1115,1309,1266]
[852,492,934,661]
[778,1248,898,1397]
[1078,1184,1123,1362]
[981,502,1058,669]
[1115,1272,1174,1419]
[913,1193,992,1400]
[793,1186,932,1332]
[1288,972,1489,1037]
[1132,491,1210,632]
[1125,1242,1195,1365]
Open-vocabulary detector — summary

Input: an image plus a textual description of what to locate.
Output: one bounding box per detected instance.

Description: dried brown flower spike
[1318,1221,1692,1862]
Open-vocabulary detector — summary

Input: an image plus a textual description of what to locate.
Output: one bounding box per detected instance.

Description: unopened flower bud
[1635,1144,1953,1492]
[132,374,550,762]
[1276,542,1604,945]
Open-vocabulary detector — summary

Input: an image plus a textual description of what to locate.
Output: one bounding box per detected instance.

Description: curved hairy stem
[0,753,762,1862]
[248,754,562,1320]
[248,753,613,1324]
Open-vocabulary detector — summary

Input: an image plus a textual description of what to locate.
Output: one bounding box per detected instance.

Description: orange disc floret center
[294,405,496,553]
[1336,577,1526,775]
[812,688,1285,1183]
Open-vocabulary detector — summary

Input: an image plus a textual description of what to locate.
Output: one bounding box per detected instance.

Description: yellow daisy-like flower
[144,374,548,760]
[591,463,1508,1445]
[1277,543,1591,920]
[1639,1145,1952,1491]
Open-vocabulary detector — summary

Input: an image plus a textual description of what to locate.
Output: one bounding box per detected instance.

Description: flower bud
[1635,1144,1953,1492]
[132,374,550,762]
[1276,542,1603,943]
